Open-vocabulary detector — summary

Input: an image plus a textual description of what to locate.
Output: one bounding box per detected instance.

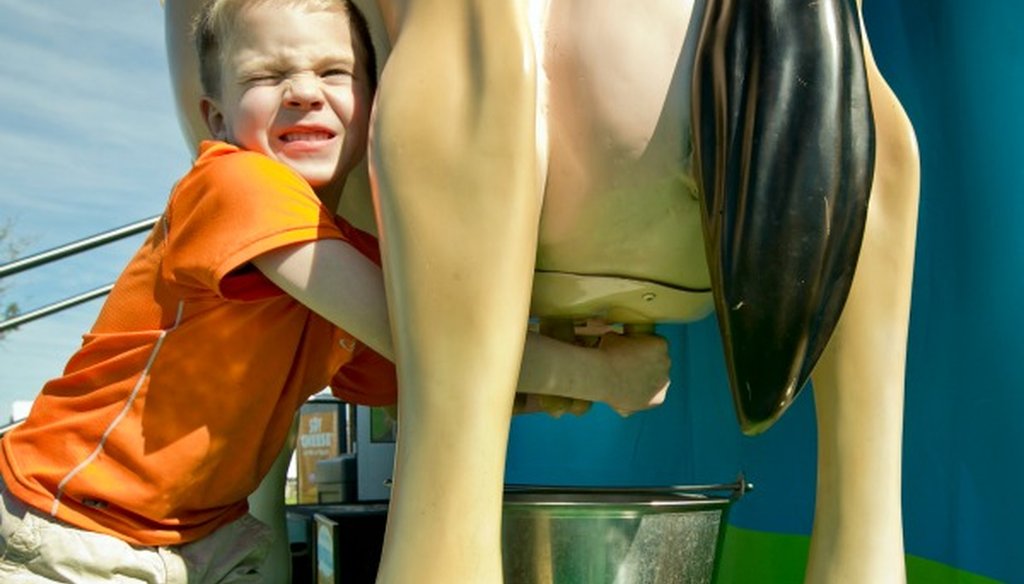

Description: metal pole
[0,216,158,279]
[0,284,114,334]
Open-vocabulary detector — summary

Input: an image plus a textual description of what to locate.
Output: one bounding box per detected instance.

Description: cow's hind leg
[807,14,920,583]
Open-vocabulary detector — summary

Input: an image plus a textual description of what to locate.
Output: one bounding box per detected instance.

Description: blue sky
[0,1,193,419]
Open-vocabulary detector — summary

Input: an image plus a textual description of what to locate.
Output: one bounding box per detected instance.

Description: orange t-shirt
[0,141,397,546]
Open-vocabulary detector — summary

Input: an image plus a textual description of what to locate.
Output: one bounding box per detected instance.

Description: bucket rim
[501,474,751,512]
[503,474,750,501]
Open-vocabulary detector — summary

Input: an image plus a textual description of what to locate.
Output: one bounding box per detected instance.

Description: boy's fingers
[538,395,571,418]
[567,398,592,416]
[623,323,656,336]
[537,396,592,418]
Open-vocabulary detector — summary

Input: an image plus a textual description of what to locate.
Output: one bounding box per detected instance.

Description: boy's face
[201,4,372,194]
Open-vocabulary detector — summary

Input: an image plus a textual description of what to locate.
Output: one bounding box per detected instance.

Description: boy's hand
[536,395,593,417]
[512,393,592,417]
[597,332,671,417]
[516,324,669,419]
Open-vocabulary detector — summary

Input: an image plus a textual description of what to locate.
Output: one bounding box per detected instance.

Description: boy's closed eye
[321,68,354,83]
[242,71,284,86]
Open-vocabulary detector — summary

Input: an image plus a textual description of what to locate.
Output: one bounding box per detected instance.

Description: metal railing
[0,417,23,437]
[0,215,159,334]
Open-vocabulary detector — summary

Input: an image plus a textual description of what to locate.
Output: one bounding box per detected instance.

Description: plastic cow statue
[164,0,918,582]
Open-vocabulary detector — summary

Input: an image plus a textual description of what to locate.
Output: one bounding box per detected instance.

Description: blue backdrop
[505,2,1024,582]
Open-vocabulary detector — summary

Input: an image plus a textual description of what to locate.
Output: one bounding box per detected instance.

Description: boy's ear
[200,97,228,141]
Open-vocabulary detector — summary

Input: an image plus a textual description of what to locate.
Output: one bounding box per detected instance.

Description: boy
[0,0,670,581]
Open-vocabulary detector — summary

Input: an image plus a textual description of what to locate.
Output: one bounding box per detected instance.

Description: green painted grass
[714,526,1005,584]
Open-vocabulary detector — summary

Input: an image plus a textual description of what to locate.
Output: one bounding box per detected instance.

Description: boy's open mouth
[280,130,335,143]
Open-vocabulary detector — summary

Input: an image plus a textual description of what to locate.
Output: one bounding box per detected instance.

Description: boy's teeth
[283,132,331,142]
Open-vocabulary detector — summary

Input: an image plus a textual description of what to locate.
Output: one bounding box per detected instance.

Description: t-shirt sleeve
[162,146,346,299]
[330,342,398,406]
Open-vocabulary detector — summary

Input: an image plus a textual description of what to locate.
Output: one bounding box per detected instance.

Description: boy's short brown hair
[193,0,377,98]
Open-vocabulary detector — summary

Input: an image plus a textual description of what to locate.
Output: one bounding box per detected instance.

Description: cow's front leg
[369,2,543,582]
[807,9,920,582]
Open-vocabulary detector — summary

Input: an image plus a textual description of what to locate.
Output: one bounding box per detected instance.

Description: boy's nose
[283,75,323,108]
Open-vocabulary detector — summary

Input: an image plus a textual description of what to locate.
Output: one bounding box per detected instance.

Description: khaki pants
[0,480,273,583]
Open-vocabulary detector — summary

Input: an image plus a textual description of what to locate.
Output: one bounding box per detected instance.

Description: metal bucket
[501,479,748,584]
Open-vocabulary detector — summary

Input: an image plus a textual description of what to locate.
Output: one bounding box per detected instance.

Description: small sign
[297,400,343,503]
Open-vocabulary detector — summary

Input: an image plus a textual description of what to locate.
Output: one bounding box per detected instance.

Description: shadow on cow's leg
[248,415,299,583]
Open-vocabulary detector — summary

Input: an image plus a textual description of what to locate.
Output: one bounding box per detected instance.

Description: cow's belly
[350,0,712,323]
[531,0,712,324]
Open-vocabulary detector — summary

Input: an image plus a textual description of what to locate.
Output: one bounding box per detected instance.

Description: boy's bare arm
[253,240,671,415]
[253,239,394,360]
